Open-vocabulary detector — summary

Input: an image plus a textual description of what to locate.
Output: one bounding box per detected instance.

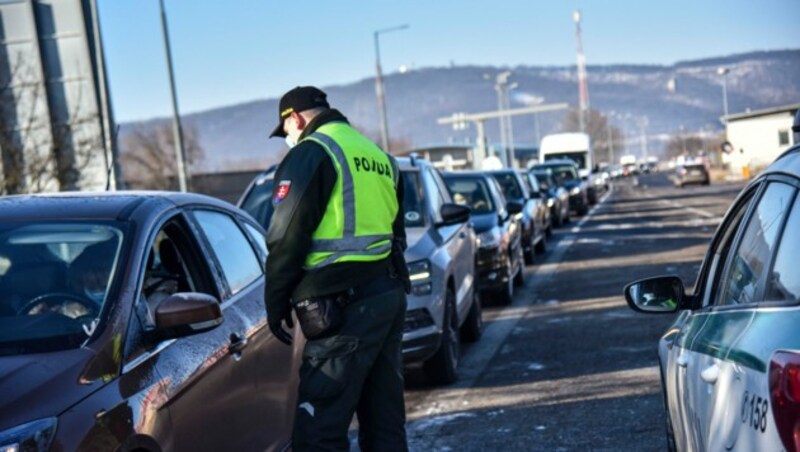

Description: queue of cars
[625,120,800,451]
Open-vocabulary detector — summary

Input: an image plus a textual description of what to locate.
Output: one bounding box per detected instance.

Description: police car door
[685,182,795,450]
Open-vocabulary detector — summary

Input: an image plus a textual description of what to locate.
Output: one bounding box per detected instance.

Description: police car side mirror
[624,275,685,314]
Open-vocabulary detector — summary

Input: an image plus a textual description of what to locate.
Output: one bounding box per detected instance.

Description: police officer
[264,86,410,451]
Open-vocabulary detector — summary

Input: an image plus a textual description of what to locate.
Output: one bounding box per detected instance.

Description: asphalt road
[401,173,745,452]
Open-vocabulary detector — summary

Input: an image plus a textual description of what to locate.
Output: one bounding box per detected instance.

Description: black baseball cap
[269,86,330,138]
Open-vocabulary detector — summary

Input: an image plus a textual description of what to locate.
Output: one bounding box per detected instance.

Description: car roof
[441,170,491,179]
[0,191,236,222]
[396,156,427,171]
[533,160,577,167]
[766,145,800,179]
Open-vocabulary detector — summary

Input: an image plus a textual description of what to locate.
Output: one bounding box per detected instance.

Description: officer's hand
[269,310,294,346]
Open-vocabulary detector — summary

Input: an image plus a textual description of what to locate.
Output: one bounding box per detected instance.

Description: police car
[625,113,800,451]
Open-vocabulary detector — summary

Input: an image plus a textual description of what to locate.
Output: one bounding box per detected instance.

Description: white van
[539,133,606,203]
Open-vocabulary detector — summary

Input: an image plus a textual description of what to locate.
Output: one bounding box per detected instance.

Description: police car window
[423,168,445,223]
[194,210,262,296]
[242,222,268,265]
[766,193,800,302]
[401,171,425,227]
[718,182,795,306]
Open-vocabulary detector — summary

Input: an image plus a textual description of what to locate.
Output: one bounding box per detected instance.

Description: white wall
[723,111,796,174]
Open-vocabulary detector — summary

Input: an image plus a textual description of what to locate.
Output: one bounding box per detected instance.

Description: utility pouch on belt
[292,296,344,340]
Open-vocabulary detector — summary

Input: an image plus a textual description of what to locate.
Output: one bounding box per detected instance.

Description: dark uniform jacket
[264,109,406,322]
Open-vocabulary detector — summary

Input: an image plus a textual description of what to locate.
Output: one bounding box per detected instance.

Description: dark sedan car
[0,192,301,452]
[674,162,710,187]
[488,169,549,264]
[528,169,570,226]
[531,161,589,216]
[443,172,525,306]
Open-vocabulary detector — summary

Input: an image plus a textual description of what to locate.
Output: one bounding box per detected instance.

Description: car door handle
[229,333,249,354]
[676,354,689,368]
[700,364,719,384]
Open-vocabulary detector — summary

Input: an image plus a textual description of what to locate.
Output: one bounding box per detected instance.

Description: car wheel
[495,257,514,305]
[424,288,459,385]
[460,290,483,342]
[535,236,547,254]
[563,209,570,224]
[665,409,677,452]
[702,179,710,186]
[524,233,536,265]
[513,246,525,287]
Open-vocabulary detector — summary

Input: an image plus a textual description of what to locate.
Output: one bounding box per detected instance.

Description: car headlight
[570,186,581,196]
[477,229,502,249]
[546,198,555,208]
[407,259,432,295]
[0,418,57,452]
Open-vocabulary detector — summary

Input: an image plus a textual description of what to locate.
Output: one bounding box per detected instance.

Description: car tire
[524,234,536,265]
[577,204,588,216]
[665,410,677,452]
[460,290,483,343]
[424,288,459,385]
[702,179,710,186]
[563,210,570,224]
[513,246,525,287]
[495,257,515,305]
[545,223,553,238]
[535,236,547,254]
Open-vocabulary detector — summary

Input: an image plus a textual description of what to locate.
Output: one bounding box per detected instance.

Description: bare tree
[0,54,102,195]
[121,123,204,190]
[663,132,724,160]
[560,108,625,165]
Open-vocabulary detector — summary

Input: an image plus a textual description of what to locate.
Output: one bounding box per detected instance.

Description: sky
[98,0,800,122]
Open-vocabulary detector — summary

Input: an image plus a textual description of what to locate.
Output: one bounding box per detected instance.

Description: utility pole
[717,67,730,120]
[159,0,189,192]
[573,10,590,133]
[639,116,649,159]
[374,25,408,153]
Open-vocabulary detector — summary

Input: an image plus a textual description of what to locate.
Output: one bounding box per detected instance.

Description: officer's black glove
[268,309,294,346]
[390,241,412,294]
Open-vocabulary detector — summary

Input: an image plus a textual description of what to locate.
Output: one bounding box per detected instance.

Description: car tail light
[679,168,687,176]
[770,350,800,452]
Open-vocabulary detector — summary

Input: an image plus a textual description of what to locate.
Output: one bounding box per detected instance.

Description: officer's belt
[336,274,403,306]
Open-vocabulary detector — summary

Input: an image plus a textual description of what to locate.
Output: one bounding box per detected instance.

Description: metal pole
[159,0,188,192]
[574,10,589,133]
[722,75,729,118]
[505,83,517,168]
[474,120,486,170]
[606,120,614,165]
[373,25,408,154]
[495,84,507,163]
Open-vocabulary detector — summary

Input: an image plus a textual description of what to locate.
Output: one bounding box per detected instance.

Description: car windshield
[0,222,124,356]
[535,164,578,183]
[491,173,524,200]
[543,153,587,170]
[402,171,425,227]
[444,176,496,214]
[533,173,552,190]
[240,175,275,229]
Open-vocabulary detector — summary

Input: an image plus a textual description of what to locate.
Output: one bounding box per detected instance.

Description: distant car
[531,161,589,215]
[622,163,639,177]
[0,192,301,451]
[674,163,710,187]
[488,169,549,264]
[529,169,570,226]
[443,171,525,306]
[238,158,481,385]
[624,144,800,451]
[396,157,480,385]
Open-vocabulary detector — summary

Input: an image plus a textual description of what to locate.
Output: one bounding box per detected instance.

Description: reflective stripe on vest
[302,124,398,270]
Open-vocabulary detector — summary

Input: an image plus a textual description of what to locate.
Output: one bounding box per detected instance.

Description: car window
[242,222,268,265]
[194,210,263,296]
[239,176,274,229]
[401,171,425,227]
[0,222,124,356]
[423,168,446,223]
[766,193,800,302]
[492,173,524,200]
[533,173,551,191]
[444,177,496,214]
[717,182,795,306]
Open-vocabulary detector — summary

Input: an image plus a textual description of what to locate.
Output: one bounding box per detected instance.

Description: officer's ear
[291,111,307,131]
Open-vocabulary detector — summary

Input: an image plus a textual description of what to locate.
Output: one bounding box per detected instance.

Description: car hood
[470,213,499,234]
[404,227,436,264]
[0,348,100,431]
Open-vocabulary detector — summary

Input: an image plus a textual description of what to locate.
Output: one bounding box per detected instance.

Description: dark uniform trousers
[292,278,408,451]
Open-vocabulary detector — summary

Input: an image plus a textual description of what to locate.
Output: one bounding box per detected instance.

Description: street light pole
[159,0,188,192]
[717,67,730,120]
[374,24,408,153]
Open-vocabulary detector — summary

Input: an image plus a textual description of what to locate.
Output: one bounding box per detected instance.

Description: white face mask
[285,135,297,148]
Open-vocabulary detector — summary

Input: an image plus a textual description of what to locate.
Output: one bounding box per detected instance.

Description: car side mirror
[438,203,471,226]
[624,276,685,314]
[530,191,542,199]
[151,292,223,340]
[506,200,524,215]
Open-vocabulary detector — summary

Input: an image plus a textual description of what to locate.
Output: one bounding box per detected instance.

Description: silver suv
[237,157,481,385]
[398,156,481,384]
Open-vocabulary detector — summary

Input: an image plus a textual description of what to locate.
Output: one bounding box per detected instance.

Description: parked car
[674,162,710,187]
[238,157,481,385]
[0,192,301,451]
[443,171,525,306]
[238,164,277,229]
[488,169,549,264]
[624,143,800,451]
[531,161,589,215]
[528,169,570,227]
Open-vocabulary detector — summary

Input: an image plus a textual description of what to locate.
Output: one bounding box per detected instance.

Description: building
[722,103,799,176]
